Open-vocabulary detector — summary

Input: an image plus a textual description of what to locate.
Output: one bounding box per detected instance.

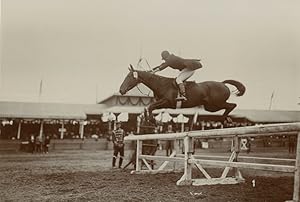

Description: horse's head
[119,65,140,95]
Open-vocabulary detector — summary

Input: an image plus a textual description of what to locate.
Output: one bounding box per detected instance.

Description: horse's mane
[137,70,173,86]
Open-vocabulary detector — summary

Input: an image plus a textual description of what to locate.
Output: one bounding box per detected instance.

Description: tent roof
[0,102,107,120]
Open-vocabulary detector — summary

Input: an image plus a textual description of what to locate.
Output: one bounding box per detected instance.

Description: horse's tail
[222,80,246,96]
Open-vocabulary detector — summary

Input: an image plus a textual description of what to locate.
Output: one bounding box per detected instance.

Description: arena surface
[0,149,296,202]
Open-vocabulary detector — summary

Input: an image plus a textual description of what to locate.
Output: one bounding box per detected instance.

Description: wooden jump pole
[125,132,186,141]
[188,122,300,138]
[125,123,300,141]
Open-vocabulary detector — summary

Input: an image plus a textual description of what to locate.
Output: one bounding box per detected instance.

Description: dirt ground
[0,149,296,202]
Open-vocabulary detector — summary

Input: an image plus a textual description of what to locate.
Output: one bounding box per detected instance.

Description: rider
[151,50,202,101]
[112,121,125,169]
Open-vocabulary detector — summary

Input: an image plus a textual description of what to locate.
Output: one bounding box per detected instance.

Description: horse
[119,65,246,122]
[123,118,158,170]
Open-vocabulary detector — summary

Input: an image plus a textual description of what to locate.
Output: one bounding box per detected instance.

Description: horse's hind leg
[220,102,237,122]
[204,102,237,122]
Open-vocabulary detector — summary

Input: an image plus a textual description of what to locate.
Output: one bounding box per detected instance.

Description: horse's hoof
[223,116,232,123]
[226,117,233,122]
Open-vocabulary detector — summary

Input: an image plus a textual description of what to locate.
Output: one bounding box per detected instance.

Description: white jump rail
[125,122,300,202]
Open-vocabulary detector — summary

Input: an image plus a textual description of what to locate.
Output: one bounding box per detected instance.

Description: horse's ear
[130,64,134,71]
[128,64,134,72]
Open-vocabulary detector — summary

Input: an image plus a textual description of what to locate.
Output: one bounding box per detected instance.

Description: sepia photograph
[0,0,299,201]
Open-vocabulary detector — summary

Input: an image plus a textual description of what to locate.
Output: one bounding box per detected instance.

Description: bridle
[131,71,152,96]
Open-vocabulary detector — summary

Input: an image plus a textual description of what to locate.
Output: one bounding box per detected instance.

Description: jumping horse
[119,65,246,122]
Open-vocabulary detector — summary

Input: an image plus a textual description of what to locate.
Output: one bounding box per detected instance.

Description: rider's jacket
[159,54,202,71]
[112,128,125,145]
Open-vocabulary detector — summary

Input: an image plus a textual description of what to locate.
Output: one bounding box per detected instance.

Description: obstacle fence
[125,122,300,202]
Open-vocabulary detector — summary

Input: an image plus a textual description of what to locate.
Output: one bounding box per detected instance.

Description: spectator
[112,121,125,169]
[29,134,35,154]
[35,135,42,153]
[165,124,174,156]
[154,127,163,150]
[44,135,51,153]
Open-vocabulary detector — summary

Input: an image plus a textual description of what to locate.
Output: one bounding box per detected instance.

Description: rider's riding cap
[161,50,170,60]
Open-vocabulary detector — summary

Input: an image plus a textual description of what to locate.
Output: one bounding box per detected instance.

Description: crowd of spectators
[27,134,51,154]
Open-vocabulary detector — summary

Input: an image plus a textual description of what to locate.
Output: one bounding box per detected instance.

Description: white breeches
[175,68,195,84]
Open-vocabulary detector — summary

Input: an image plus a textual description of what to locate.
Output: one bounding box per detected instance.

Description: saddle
[172,80,195,89]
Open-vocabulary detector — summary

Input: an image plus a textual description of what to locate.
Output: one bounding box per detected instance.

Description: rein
[134,71,153,96]
[137,85,151,96]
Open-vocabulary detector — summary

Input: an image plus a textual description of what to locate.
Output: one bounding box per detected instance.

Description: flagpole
[96,84,98,104]
[38,79,43,103]
[0,1,2,91]
[268,91,274,110]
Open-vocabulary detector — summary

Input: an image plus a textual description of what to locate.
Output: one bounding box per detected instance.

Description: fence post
[234,136,244,181]
[136,140,142,172]
[293,132,300,201]
[174,139,180,170]
[184,136,193,183]
[233,136,239,173]
[177,135,193,185]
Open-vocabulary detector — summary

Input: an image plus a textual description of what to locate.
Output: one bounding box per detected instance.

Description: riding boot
[177,83,187,101]
[112,157,116,168]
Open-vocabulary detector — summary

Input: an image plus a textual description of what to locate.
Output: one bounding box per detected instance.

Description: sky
[1,0,299,110]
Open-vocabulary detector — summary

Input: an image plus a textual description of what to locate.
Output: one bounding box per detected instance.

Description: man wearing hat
[112,121,125,169]
[151,50,202,101]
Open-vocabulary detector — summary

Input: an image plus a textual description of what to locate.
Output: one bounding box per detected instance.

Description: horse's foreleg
[145,99,169,122]
[144,108,150,120]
